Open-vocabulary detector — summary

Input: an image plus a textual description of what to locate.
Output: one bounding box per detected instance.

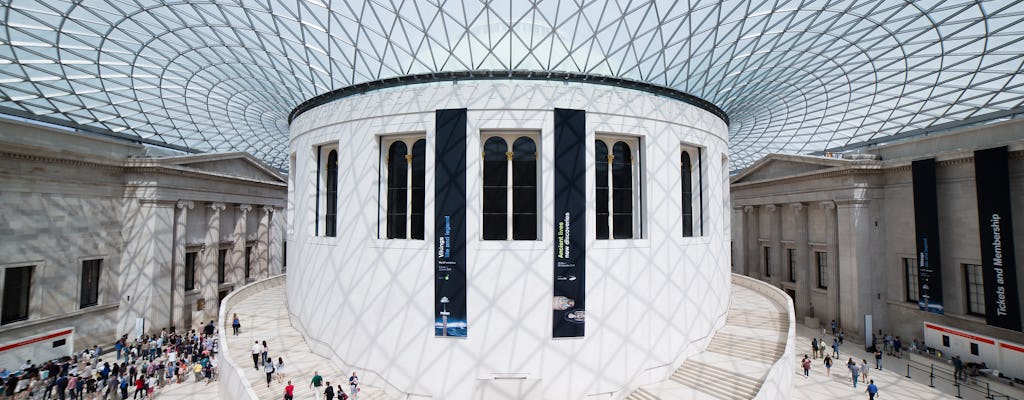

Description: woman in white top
[275,357,286,383]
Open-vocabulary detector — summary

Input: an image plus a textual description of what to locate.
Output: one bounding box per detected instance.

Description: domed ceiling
[1,0,1022,170]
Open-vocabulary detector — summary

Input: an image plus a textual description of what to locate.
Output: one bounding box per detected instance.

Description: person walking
[832,338,840,358]
[831,319,838,336]
[250,341,261,370]
[801,355,812,377]
[231,314,241,336]
[865,380,879,399]
[348,372,359,399]
[860,358,870,382]
[811,338,819,359]
[261,341,269,364]
[275,357,285,384]
[310,371,324,400]
[823,355,833,376]
[849,359,861,388]
[283,380,294,400]
[324,382,334,400]
[953,355,964,381]
[264,358,275,387]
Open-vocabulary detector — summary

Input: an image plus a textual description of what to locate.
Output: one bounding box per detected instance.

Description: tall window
[787,248,796,282]
[904,258,918,303]
[2,266,33,325]
[217,249,227,284]
[324,149,339,237]
[383,137,426,239]
[244,245,253,280]
[964,263,985,316]
[482,134,538,240]
[80,259,101,308]
[184,252,197,291]
[763,246,771,277]
[680,145,702,237]
[596,136,642,239]
[816,251,828,289]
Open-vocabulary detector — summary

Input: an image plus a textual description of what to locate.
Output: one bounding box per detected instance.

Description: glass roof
[1,0,1022,170]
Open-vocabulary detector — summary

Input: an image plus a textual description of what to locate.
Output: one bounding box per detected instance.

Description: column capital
[262,205,275,214]
[789,202,805,212]
[765,204,778,213]
[743,205,756,213]
[238,204,253,214]
[176,200,194,210]
[210,202,227,212]
[820,201,836,210]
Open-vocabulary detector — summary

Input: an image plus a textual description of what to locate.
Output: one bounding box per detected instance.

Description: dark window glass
[595,140,609,239]
[970,343,979,355]
[386,142,408,239]
[681,151,693,237]
[80,259,101,308]
[816,251,828,289]
[904,258,918,303]
[763,246,771,277]
[787,248,796,282]
[512,137,537,240]
[942,335,950,347]
[482,137,508,240]
[217,249,227,284]
[611,141,633,239]
[410,139,426,240]
[2,266,32,324]
[325,150,339,237]
[185,252,197,291]
[245,246,252,280]
[965,264,985,316]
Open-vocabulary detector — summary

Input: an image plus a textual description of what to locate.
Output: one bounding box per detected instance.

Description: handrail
[905,355,1020,400]
[732,274,797,400]
[216,274,286,400]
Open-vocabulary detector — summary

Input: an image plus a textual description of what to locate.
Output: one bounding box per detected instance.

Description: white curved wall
[288,80,731,400]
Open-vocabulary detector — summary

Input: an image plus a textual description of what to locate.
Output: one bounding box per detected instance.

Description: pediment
[731,154,852,184]
[160,152,286,183]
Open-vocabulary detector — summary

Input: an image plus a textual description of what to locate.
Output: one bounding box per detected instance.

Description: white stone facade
[288,80,731,399]
[0,118,286,368]
[730,119,1024,348]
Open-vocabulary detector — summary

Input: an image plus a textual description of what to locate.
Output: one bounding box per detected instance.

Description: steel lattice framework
[1,0,1022,170]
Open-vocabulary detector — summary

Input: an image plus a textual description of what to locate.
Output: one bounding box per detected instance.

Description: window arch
[680,144,704,237]
[382,135,426,240]
[325,149,339,237]
[482,133,539,240]
[681,151,693,237]
[596,136,642,239]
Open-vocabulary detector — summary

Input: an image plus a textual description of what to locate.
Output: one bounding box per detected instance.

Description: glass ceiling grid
[0,0,1022,169]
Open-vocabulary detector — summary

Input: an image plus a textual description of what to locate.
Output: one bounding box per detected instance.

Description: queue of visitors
[0,320,222,399]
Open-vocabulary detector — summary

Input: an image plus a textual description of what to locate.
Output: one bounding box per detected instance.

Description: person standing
[860,358,870,382]
[310,371,324,400]
[811,338,819,359]
[865,380,879,399]
[324,381,334,400]
[823,355,833,376]
[874,348,883,370]
[832,338,840,358]
[831,319,837,336]
[275,357,285,384]
[250,341,261,370]
[348,372,359,399]
[231,314,241,336]
[801,355,812,377]
[283,380,294,400]
[953,355,964,381]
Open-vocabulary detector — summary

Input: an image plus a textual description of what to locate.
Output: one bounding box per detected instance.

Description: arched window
[596,136,641,239]
[482,133,539,240]
[410,139,426,240]
[512,137,537,240]
[386,141,408,239]
[482,137,508,240]
[681,151,693,237]
[325,149,338,237]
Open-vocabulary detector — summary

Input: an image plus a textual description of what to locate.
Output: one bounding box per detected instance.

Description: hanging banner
[435,108,468,337]
[913,158,944,315]
[553,108,586,338]
[974,146,1022,331]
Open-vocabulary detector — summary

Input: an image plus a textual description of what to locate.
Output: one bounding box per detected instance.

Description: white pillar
[744,205,760,279]
[172,200,193,332]
[256,206,273,278]
[196,202,225,326]
[821,201,840,329]
[116,199,175,338]
[767,204,782,286]
[269,207,285,275]
[732,206,746,274]
[790,202,812,319]
[229,204,251,287]
[837,199,872,337]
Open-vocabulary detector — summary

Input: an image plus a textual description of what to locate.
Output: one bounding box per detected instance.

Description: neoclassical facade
[0,118,286,367]
[730,119,1024,377]
[288,78,732,400]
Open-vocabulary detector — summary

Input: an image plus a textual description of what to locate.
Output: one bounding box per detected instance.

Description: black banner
[435,109,468,337]
[553,108,586,337]
[974,147,1022,331]
[913,158,944,315]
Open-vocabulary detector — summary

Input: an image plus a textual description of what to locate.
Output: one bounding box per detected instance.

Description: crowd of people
[800,320,881,399]
[0,320,222,400]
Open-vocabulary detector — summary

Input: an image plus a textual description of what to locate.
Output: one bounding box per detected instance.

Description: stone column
[731,206,746,274]
[790,202,812,319]
[255,206,273,278]
[837,199,872,337]
[269,207,285,275]
[116,199,175,338]
[196,202,225,325]
[229,204,251,287]
[171,200,193,332]
[744,206,761,279]
[767,204,782,286]
[821,201,840,329]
